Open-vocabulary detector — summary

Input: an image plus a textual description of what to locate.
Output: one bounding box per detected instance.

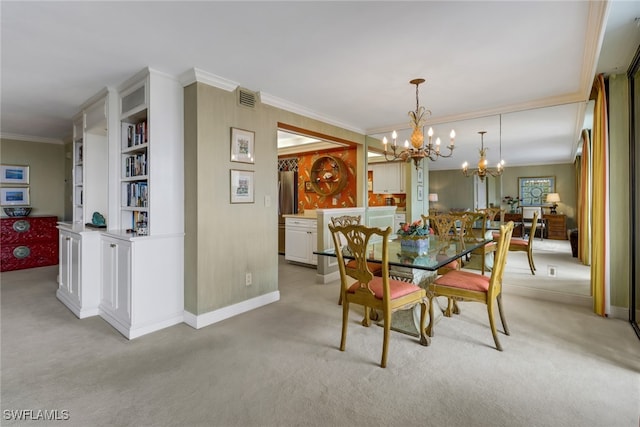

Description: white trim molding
[183,291,280,330]
[0,133,64,144]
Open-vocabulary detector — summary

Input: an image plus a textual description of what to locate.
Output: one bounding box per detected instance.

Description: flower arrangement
[503,195,522,212]
[397,219,430,239]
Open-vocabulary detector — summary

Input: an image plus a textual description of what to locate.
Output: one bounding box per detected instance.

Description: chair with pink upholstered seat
[329,222,430,368]
[331,215,382,305]
[507,210,539,275]
[426,221,514,351]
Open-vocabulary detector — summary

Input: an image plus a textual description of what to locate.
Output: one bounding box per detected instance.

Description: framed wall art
[230,127,255,164]
[417,168,423,184]
[230,169,254,203]
[417,185,424,201]
[518,176,555,206]
[1,187,30,206]
[1,164,29,185]
[304,181,315,193]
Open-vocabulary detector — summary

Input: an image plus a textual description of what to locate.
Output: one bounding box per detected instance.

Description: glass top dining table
[314,235,493,272]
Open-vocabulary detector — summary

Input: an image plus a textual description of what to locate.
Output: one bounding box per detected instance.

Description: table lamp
[428,193,438,204]
[546,193,560,214]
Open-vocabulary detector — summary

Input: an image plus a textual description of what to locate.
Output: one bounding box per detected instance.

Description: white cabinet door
[100,236,131,327]
[57,226,101,319]
[285,218,318,265]
[58,231,80,305]
[285,227,310,264]
[371,163,404,194]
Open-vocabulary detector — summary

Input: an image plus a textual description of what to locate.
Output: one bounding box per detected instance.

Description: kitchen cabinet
[56,225,101,318]
[370,163,405,194]
[285,217,318,266]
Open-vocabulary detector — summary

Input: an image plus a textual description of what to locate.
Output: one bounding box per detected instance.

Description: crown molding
[261,92,365,135]
[178,68,238,91]
[0,133,64,145]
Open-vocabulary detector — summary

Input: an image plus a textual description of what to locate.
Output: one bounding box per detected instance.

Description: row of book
[122,120,148,148]
[124,153,147,177]
[132,211,149,235]
[124,182,148,207]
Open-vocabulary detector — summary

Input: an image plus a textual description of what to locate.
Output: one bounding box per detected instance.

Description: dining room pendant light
[382,78,456,169]
[462,115,505,181]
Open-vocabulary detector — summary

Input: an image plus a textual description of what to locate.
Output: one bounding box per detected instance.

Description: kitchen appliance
[278,171,298,254]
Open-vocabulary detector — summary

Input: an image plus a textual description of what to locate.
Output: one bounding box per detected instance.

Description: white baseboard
[316,271,339,284]
[183,291,280,330]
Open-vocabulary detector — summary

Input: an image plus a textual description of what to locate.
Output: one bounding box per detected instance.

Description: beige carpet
[1,260,638,427]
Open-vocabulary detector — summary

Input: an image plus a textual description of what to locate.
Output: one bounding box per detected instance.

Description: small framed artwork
[230,169,254,203]
[1,164,29,184]
[519,176,555,206]
[417,168,423,184]
[304,181,315,193]
[1,187,30,206]
[417,185,424,201]
[230,127,255,164]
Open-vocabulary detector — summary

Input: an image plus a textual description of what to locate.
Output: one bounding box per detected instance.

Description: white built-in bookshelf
[72,115,84,223]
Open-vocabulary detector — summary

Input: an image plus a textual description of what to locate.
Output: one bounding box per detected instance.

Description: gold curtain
[591,74,609,316]
[577,130,591,266]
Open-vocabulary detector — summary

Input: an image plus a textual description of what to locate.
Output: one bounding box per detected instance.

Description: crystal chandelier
[462,124,505,181]
[383,78,455,169]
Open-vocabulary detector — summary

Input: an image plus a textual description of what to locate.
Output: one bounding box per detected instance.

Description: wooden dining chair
[462,211,497,276]
[507,210,539,275]
[328,223,430,368]
[422,213,466,317]
[426,221,514,350]
[331,215,382,305]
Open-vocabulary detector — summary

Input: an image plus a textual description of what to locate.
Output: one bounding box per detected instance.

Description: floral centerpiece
[397,219,430,254]
[502,196,522,213]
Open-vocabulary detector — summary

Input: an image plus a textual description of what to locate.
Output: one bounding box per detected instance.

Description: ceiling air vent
[237,87,259,109]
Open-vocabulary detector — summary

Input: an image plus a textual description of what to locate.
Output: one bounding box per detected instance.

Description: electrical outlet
[245,272,252,286]
[548,265,557,277]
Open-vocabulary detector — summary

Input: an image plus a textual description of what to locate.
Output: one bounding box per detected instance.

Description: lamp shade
[546,193,561,203]
[428,193,438,202]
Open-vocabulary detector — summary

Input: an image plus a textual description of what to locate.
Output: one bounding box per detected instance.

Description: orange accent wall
[297,148,357,211]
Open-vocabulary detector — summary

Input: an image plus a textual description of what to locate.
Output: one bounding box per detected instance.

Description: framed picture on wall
[518,176,555,206]
[230,127,255,164]
[230,169,254,203]
[417,168,423,184]
[304,181,315,193]
[417,185,424,201]
[1,164,29,185]
[1,187,30,206]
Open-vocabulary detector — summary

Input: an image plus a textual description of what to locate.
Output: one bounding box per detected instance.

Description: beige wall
[430,163,578,229]
[184,82,365,315]
[0,138,66,219]
[608,73,630,309]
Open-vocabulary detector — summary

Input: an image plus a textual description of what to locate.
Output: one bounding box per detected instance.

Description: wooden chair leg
[487,300,503,351]
[426,296,435,337]
[419,301,430,346]
[497,294,510,335]
[452,299,461,315]
[527,249,536,275]
[340,301,349,351]
[381,310,391,368]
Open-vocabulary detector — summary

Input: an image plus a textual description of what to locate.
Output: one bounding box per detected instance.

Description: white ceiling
[2,1,639,171]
